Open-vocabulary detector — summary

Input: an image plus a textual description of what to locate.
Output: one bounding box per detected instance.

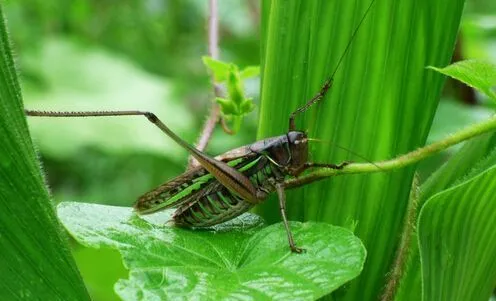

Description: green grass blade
[257,0,464,299]
[0,5,89,300]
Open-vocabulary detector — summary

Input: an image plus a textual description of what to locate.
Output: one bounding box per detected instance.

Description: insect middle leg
[275,182,304,253]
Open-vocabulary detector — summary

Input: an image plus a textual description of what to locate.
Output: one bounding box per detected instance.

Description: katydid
[25,0,376,253]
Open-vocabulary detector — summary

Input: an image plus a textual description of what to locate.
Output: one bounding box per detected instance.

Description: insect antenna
[307,137,385,171]
[289,0,377,131]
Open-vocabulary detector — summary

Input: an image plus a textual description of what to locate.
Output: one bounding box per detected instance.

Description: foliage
[2,0,496,300]
[58,203,366,300]
[203,57,258,134]
[428,60,496,101]
[255,0,492,301]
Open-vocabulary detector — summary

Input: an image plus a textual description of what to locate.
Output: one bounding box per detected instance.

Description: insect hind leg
[288,79,333,131]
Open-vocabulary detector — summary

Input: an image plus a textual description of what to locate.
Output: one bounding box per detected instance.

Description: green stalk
[257,0,464,300]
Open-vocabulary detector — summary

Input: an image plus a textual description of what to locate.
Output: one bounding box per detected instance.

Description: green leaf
[57,202,366,301]
[0,6,89,301]
[418,165,496,301]
[215,97,237,115]
[226,64,244,106]
[240,66,260,79]
[240,98,256,113]
[394,132,496,301]
[428,60,496,101]
[202,56,256,133]
[202,56,230,82]
[257,0,465,300]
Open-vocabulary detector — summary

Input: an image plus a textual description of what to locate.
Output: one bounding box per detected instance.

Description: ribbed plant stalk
[257,0,465,300]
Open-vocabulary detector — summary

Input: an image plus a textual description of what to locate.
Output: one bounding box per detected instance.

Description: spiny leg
[26,109,261,204]
[305,161,350,170]
[275,182,304,254]
[293,161,351,177]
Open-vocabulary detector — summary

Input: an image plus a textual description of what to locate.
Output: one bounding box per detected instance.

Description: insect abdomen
[174,157,284,227]
[173,188,254,227]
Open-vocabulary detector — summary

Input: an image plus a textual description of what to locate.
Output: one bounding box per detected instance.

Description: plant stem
[285,114,496,188]
[381,175,419,301]
[188,0,222,169]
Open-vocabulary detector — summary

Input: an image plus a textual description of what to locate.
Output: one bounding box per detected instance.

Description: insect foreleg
[275,182,304,253]
[293,161,350,177]
[288,79,333,131]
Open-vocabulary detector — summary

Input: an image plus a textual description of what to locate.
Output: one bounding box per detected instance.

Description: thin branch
[187,0,223,169]
[381,175,420,301]
[285,114,496,189]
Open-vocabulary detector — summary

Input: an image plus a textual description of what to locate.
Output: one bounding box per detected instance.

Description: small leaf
[202,56,230,82]
[57,202,366,301]
[428,60,496,101]
[226,65,244,106]
[240,66,261,79]
[215,97,237,115]
[240,98,256,114]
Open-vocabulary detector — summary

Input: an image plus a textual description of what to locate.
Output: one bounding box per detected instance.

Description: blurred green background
[3,0,495,300]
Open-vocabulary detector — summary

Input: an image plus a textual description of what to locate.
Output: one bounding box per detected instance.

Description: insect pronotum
[25,0,376,253]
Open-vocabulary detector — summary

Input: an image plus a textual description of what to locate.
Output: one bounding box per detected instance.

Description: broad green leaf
[57,202,366,301]
[0,5,89,300]
[395,132,496,301]
[428,60,496,101]
[258,0,464,300]
[418,165,496,301]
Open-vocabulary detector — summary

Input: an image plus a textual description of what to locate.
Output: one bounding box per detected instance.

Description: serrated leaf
[428,60,496,101]
[202,56,230,82]
[240,66,260,79]
[57,202,366,301]
[418,165,496,301]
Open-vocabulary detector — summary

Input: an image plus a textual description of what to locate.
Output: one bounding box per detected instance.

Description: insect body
[26,93,347,253]
[136,132,309,227]
[25,0,376,253]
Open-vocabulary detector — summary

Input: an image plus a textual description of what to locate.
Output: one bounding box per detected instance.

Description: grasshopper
[26,1,376,253]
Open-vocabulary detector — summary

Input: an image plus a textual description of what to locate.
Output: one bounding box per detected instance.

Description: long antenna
[289,0,377,131]
[328,0,377,82]
[307,137,384,171]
